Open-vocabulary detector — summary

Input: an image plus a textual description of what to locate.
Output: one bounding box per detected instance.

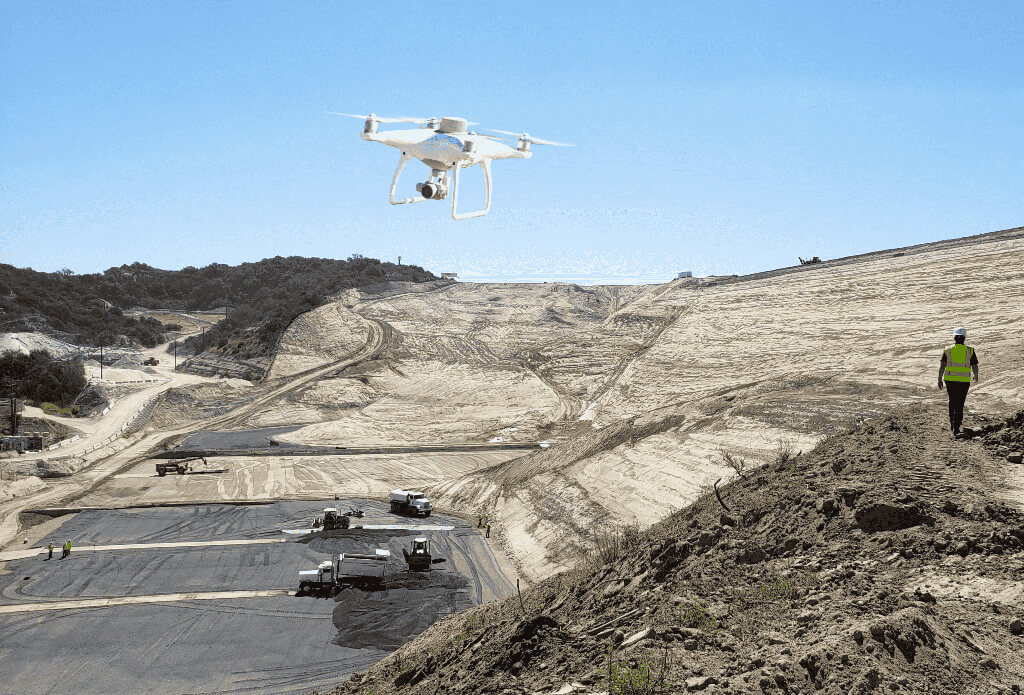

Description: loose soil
[325,405,1024,695]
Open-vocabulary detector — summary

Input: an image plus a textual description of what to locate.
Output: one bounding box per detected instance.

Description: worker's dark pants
[48,548,52,560]
[946,381,970,432]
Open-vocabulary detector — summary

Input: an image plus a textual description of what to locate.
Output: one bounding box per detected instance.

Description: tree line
[0,350,87,407]
[0,255,436,357]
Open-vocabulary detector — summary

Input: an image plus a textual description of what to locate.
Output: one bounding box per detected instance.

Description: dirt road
[0,320,388,549]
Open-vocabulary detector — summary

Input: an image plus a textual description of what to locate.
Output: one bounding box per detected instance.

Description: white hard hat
[953,327,967,337]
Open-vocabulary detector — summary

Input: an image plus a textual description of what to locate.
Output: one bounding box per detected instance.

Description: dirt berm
[321,405,1024,695]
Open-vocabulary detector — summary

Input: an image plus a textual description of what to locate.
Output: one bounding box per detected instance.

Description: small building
[1,435,43,453]
[677,271,693,279]
[441,273,458,280]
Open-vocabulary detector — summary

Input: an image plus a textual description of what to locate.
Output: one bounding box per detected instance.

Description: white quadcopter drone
[332,113,571,220]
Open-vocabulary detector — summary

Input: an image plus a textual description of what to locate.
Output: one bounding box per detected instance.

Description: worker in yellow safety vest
[937,326,979,438]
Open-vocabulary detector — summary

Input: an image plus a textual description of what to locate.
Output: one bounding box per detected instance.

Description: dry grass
[772,438,799,466]
[571,521,643,578]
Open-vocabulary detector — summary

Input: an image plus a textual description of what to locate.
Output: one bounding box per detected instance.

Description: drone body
[334,113,569,219]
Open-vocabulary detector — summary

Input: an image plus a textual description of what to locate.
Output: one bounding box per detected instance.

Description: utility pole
[173,340,177,369]
[201,327,205,353]
[100,344,103,380]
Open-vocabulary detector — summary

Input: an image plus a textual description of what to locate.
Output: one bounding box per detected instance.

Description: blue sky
[1,1,1021,281]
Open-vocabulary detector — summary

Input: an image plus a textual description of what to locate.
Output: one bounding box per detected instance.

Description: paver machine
[403,537,446,571]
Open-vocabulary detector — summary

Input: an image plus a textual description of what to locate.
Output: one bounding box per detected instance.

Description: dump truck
[297,549,390,594]
[155,456,207,476]
[403,537,446,571]
[389,489,432,517]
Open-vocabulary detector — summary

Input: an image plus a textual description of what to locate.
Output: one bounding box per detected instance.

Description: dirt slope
[324,405,1024,695]
[267,302,373,379]
[408,234,1024,582]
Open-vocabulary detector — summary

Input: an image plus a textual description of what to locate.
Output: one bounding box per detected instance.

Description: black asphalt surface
[0,501,513,695]
[178,426,304,451]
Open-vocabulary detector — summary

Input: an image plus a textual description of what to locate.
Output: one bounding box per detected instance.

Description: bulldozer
[402,537,446,572]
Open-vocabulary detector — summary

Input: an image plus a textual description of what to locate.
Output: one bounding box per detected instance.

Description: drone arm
[389,153,428,205]
[451,159,492,220]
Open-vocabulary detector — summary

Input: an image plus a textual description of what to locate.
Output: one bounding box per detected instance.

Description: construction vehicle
[311,507,365,531]
[312,507,350,530]
[798,256,822,265]
[297,549,390,595]
[389,489,432,517]
[155,456,207,476]
[143,357,160,366]
[402,537,446,571]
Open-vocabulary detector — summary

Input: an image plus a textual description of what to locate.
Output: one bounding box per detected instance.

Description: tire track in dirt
[0,320,391,548]
[589,302,693,409]
[527,366,582,421]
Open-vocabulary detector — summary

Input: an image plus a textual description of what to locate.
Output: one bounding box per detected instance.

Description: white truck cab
[389,489,433,517]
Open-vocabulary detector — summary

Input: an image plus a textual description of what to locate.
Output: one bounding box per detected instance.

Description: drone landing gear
[388,154,430,205]
[387,154,492,220]
[451,159,491,220]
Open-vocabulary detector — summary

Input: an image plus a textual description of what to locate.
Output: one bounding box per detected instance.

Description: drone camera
[416,181,449,200]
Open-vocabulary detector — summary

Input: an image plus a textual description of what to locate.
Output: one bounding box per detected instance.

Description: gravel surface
[179,426,303,451]
[0,501,513,695]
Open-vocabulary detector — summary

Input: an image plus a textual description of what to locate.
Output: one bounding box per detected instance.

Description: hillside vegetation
[0,256,435,355]
[0,350,86,407]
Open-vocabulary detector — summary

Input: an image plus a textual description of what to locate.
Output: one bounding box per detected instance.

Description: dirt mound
[267,301,371,379]
[324,405,1024,695]
[979,410,1024,464]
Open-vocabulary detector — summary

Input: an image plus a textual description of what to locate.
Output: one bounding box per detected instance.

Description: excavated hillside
[324,405,1024,695]
[391,232,1024,582]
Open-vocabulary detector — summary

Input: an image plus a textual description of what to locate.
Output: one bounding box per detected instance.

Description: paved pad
[0,589,293,614]
[0,501,513,694]
[0,537,292,562]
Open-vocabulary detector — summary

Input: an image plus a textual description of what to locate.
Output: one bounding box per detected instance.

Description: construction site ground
[325,406,1024,695]
[0,227,1021,694]
[0,500,510,695]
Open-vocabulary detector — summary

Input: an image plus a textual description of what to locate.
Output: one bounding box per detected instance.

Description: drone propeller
[485,129,573,147]
[329,112,430,124]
